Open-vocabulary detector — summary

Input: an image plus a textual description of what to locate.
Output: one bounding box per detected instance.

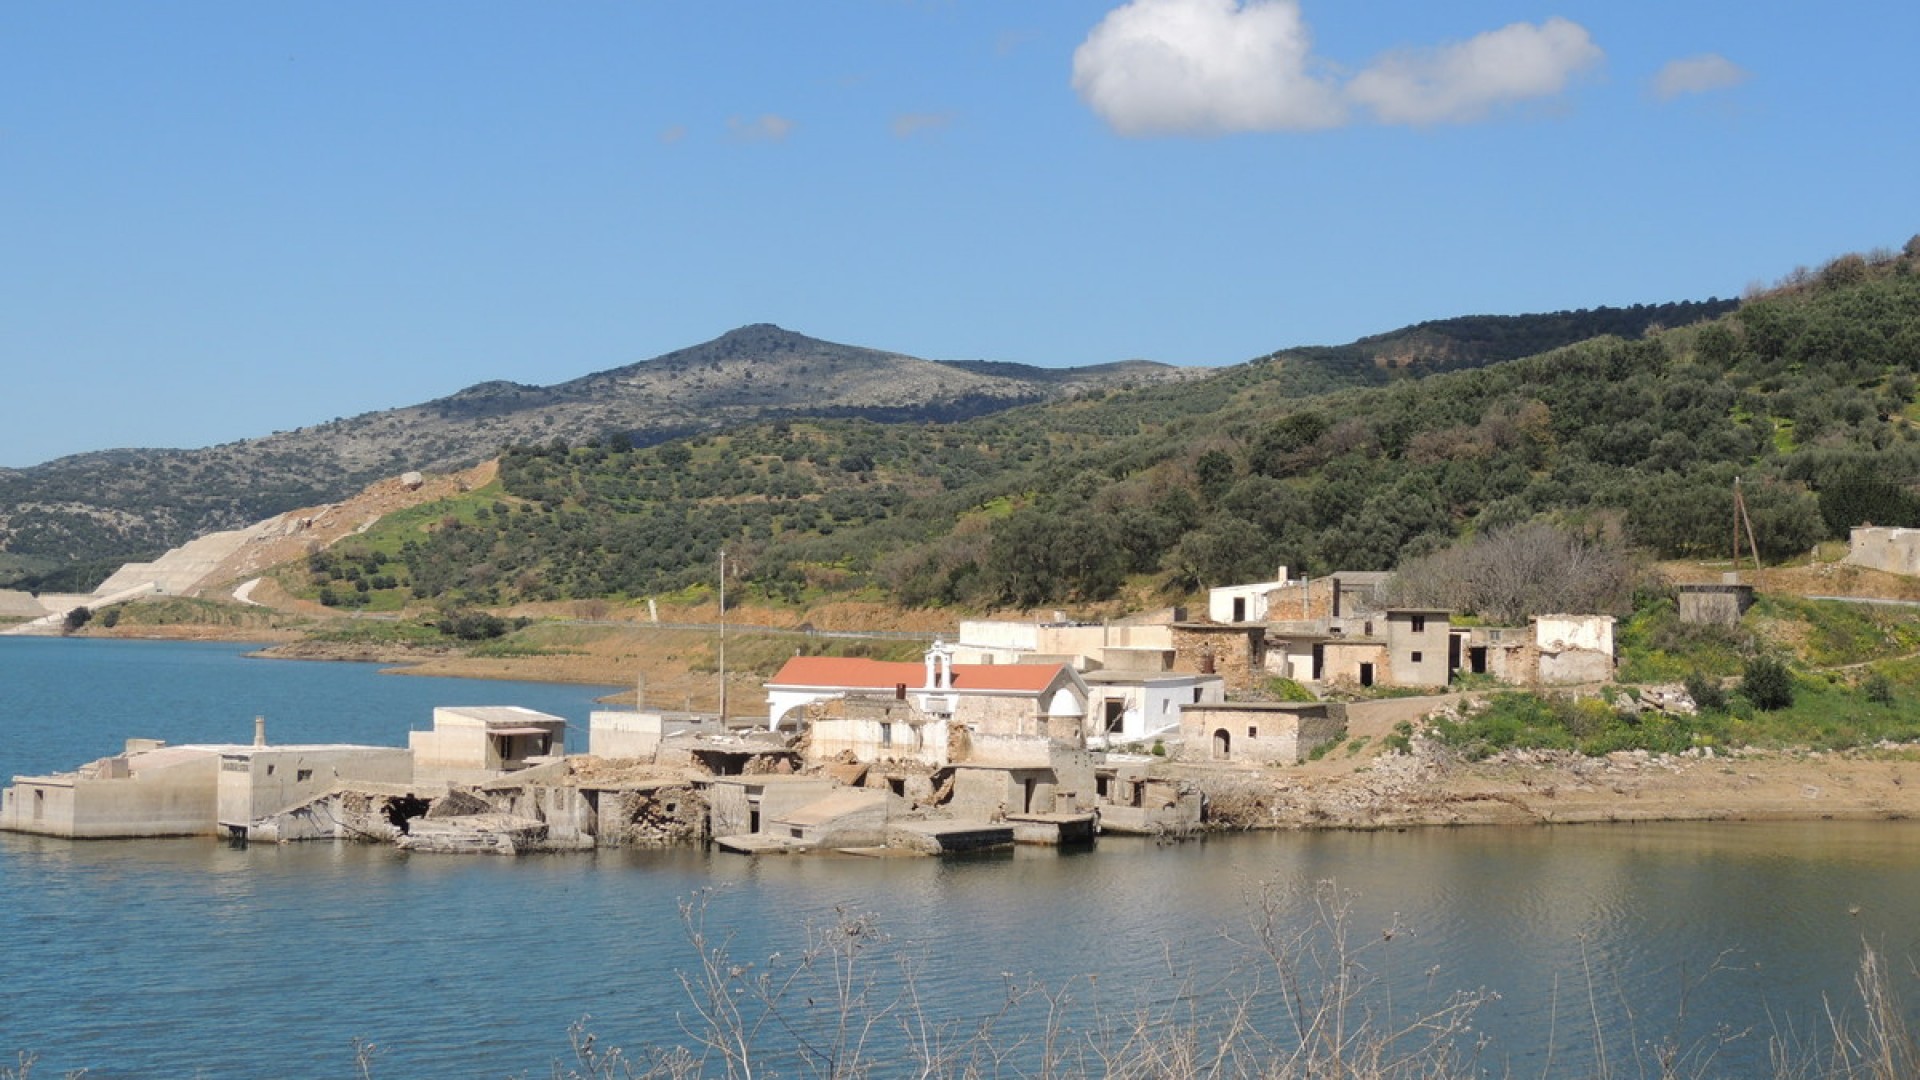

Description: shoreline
[22,626,1920,836]
[1217,742,1920,832]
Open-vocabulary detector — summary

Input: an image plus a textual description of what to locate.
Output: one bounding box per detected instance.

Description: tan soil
[196,462,500,599]
[1661,556,1920,602]
[1198,740,1920,830]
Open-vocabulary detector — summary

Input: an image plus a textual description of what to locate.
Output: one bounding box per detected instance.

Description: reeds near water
[9,882,1912,1080]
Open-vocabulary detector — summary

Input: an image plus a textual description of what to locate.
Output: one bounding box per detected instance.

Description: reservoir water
[3,638,1917,1078]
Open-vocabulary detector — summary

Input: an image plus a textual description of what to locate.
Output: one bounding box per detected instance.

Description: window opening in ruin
[1248,726,1257,738]
[296,769,313,782]
[887,777,906,797]
[1410,651,1423,664]
[879,722,894,748]
[1411,615,1426,633]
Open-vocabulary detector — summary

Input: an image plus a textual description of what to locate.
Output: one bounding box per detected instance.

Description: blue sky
[3,1,1915,468]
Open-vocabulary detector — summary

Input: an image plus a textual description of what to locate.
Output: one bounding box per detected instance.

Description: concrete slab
[715,833,814,855]
[886,819,1014,855]
[1005,812,1097,846]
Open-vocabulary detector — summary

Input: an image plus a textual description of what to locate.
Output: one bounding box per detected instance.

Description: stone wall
[589,711,665,759]
[1170,625,1264,691]
[1848,527,1920,576]
[1677,585,1755,626]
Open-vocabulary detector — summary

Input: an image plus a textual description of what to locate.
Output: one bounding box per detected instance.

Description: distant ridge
[0,324,1200,575]
[1254,299,1739,395]
[0,299,1739,585]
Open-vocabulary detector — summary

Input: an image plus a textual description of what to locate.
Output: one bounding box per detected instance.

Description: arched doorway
[1212,728,1231,760]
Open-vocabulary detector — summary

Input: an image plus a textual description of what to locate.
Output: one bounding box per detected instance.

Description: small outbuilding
[1179,702,1347,765]
[410,706,568,784]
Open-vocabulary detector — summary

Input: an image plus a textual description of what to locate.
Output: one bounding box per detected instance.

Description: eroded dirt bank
[1192,743,1920,830]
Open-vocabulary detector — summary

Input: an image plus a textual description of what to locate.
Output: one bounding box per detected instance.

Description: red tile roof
[767,656,1067,694]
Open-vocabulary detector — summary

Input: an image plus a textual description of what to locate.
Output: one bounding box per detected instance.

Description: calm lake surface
[3,638,1917,1078]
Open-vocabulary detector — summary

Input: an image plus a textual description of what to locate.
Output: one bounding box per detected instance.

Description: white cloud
[891,112,954,139]
[1652,53,1748,100]
[1073,1,1603,135]
[1346,18,1602,125]
[728,114,796,142]
[1071,0,1346,136]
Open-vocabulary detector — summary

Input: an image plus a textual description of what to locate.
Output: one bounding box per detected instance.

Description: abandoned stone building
[1179,702,1348,765]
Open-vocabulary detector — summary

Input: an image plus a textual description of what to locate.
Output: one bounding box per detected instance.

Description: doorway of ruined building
[1104,699,1125,734]
[887,777,906,798]
[1469,646,1488,675]
[1359,663,1375,687]
[1022,778,1038,813]
[1213,728,1231,759]
[385,794,431,834]
[1232,597,1247,622]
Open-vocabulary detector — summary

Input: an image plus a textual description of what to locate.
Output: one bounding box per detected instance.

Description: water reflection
[6,824,1920,1077]
[7,639,1920,1076]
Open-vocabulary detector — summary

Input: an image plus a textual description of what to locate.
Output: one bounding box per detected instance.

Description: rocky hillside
[0,325,1200,575]
[0,299,1736,584]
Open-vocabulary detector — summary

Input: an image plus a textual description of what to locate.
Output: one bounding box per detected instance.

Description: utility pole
[717,547,728,724]
[1732,477,1762,577]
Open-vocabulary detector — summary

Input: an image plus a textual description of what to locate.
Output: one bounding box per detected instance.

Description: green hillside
[296,247,1920,614]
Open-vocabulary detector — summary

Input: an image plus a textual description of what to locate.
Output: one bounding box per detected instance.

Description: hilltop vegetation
[290,249,1920,615]
[0,325,1199,581]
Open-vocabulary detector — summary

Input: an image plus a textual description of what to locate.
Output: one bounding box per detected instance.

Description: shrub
[1863,671,1896,705]
[1685,670,1729,712]
[1741,654,1796,711]
[435,609,510,641]
[1381,720,1415,755]
[1266,677,1318,702]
